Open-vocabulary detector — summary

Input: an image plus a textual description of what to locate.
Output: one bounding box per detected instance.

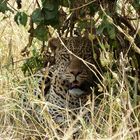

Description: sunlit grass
[0,2,140,140]
[0,38,140,139]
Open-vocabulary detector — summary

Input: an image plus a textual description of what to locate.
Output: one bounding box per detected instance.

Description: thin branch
[70,0,96,11]
[1,57,31,69]
[127,17,140,20]
[100,5,140,55]
[35,0,41,8]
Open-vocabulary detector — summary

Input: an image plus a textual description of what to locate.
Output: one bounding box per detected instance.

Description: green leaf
[31,8,44,24]
[43,7,57,21]
[97,24,106,34]
[78,20,88,29]
[21,55,44,75]
[14,12,28,26]
[132,0,140,11]
[0,0,13,13]
[40,7,59,26]
[97,16,116,39]
[41,0,59,8]
[107,25,116,39]
[33,25,48,41]
[89,3,98,15]
[41,0,59,26]
[59,0,73,7]
[45,3,55,11]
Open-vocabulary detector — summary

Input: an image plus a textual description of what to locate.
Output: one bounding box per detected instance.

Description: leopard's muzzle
[67,80,92,97]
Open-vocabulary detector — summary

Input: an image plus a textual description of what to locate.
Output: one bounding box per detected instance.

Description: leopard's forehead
[67,37,92,51]
[58,37,93,57]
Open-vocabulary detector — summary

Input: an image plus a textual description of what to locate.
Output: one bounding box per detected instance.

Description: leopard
[42,36,102,138]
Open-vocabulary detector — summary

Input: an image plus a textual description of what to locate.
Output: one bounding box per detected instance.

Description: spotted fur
[43,37,100,138]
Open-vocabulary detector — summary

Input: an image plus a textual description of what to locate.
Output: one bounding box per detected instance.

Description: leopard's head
[49,37,100,98]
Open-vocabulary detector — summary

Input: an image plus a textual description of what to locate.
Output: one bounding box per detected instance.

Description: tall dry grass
[0,1,140,140]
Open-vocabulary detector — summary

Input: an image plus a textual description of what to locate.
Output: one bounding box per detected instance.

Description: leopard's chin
[63,79,92,97]
[68,88,85,96]
[67,80,92,97]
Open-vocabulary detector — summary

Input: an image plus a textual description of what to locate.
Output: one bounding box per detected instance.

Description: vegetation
[0,0,140,139]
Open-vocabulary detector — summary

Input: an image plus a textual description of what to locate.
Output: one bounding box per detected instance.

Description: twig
[100,5,140,55]
[70,0,96,11]
[1,57,32,69]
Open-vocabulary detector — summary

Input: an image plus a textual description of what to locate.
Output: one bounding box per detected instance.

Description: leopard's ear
[48,38,60,53]
[48,37,67,53]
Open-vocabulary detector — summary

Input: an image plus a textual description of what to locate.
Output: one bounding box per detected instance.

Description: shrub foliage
[0,0,140,75]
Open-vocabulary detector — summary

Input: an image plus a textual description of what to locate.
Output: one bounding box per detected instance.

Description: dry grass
[0,1,140,140]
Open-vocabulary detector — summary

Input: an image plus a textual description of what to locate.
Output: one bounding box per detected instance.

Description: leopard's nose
[70,68,82,76]
[68,56,83,77]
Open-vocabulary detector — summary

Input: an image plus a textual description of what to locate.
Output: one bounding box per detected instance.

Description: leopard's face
[50,37,96,99]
